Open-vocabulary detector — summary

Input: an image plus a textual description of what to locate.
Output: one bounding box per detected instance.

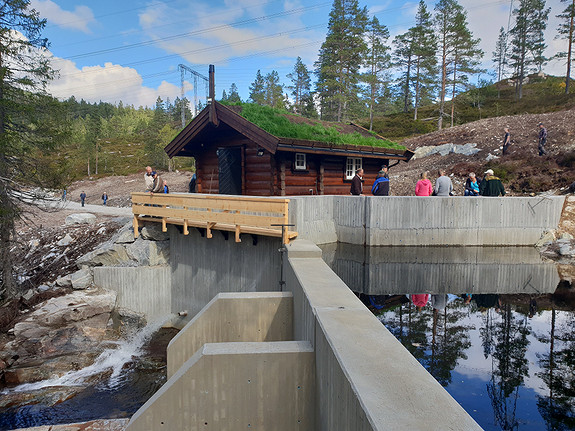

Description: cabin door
[217,147,242,195]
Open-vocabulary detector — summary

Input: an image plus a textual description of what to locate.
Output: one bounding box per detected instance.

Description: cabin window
[346,157,362,179]
[295,153,306,170]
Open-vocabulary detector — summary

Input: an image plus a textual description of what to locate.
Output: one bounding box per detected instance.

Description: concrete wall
[93,266,171,323]
[284,240,482,431]
[289,195,566,246]
[127,341,315,431]
[169,226,283,320]
[167,292,293,377]
[321,243,560,295]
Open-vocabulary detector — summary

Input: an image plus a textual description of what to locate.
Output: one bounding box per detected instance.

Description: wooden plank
[235,225,241,243]
[133,215,139,238]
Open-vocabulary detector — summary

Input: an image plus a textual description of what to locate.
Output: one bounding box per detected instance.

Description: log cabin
[165,66,414,196]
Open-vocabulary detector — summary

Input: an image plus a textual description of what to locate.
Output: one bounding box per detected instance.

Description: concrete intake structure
[289,195,566,245]
[125,236,482,430]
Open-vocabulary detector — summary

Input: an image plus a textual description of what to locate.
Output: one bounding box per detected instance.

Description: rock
[535,230,556,247]
[57,233,74,246]
[558,242,575,257]
[55,275,72,287]
[70,268,93,290]
[37,284,52,292]
[141,224,170,241]
[77,243,133,267]
[126,238,170,266]
[485,153,499,161]
[115,229,136,244]
[65,213,97,225]
[22,289,35,301]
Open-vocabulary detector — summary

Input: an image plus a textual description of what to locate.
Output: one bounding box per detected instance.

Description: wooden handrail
[131,192,296,244]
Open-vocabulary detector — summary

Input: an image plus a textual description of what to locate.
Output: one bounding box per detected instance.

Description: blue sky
[32,0,567,108]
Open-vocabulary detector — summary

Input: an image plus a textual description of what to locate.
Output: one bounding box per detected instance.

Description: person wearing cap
[538,123,547,156]
[480,169,505,196]
[371,168,390,196]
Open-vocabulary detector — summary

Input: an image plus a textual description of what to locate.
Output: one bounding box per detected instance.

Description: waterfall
[3,317,168,393]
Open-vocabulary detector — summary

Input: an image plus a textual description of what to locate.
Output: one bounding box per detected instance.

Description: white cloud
[48,58,184,107]
[30,0,95,33]
[137,0,319,67]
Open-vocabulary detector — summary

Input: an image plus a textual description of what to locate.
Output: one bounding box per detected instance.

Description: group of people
[145,166,169,194]
[78,191,109,206]
[351,167,505,197]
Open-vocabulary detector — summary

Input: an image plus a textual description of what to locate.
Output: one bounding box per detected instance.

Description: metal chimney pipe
[209,65,215,103]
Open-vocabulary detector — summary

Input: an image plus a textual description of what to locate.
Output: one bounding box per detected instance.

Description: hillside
[390,108,575,196]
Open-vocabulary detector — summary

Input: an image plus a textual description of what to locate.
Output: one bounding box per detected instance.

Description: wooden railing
[131,193,297,244]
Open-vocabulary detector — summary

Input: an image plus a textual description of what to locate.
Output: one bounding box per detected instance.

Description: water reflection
[320,244,575,431]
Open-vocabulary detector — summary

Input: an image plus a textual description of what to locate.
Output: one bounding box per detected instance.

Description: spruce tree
[264,70,285,109]
[556,0,575,93]
[363,16,390,130]
[227,83,242,103]
[287,57,312,115]
[0,0,61,301]
[249,70,266,105]
[315,0,368,122]
[509,0,550,99]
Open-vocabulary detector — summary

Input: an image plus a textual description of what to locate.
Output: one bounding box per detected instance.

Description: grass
[227,103,405,150]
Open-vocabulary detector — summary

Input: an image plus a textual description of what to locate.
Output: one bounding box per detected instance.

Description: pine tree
[509,0,550,99]
[287,57,312,115]
[0,0,60,300]
[556,0,575,93]
[315,0,368,122]
[411,0,437,120]
[493,27,508,97]
[435,0,464,130]
[448,9,483,127]
[393,30,415,114]
[249,70,266,105]
[363,17,390,130]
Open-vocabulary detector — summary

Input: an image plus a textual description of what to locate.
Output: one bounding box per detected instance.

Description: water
[0,320,177,430]
[320,243,575,431]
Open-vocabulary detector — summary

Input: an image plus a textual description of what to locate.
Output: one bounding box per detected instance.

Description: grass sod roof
[223,103,406,151]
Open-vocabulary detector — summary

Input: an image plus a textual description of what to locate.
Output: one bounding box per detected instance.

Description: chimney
[209,64,215,104]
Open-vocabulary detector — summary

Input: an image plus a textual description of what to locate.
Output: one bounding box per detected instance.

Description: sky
[31,0,569,109]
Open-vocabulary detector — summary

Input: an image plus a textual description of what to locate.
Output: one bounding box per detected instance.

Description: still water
[320,243,575,431]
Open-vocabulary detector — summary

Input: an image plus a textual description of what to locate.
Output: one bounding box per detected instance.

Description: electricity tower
[178,64,209,127]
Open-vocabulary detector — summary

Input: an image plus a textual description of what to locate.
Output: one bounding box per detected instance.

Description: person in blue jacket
[371,168,390,196]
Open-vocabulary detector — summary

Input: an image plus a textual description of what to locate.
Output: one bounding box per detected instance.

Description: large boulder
[65,213,97,225]
[141,224,170,241]
[125,238,170,266]
[77,242,134,267]
[70,268,93,290]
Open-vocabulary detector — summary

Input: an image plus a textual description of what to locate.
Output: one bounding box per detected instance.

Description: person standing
[464,173,480,196]
[62,189,67,201]
[350,168,364,195]
[371,169,390,196]
[479,169,506,196]
[163,180,169,194]
[102,192,108,205]
[434,169,453,196]
[144,166,154,191]
[415,171,433,196]
[538,123,547,156]
[502,127,511,155]
[80,191,86,207]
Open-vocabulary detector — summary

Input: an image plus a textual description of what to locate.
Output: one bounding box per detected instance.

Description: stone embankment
[1,217,169,427]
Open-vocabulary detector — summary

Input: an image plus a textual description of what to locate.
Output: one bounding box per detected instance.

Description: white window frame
[346,157,362,180]
[294,153,307,171]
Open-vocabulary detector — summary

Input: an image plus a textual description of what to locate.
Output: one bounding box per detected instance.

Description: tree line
[225,0,574,131]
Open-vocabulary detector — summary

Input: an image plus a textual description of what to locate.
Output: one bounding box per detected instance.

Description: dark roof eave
[276,139,414,161]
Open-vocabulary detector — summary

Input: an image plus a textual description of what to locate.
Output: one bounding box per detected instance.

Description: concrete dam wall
[289,195,566,246]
